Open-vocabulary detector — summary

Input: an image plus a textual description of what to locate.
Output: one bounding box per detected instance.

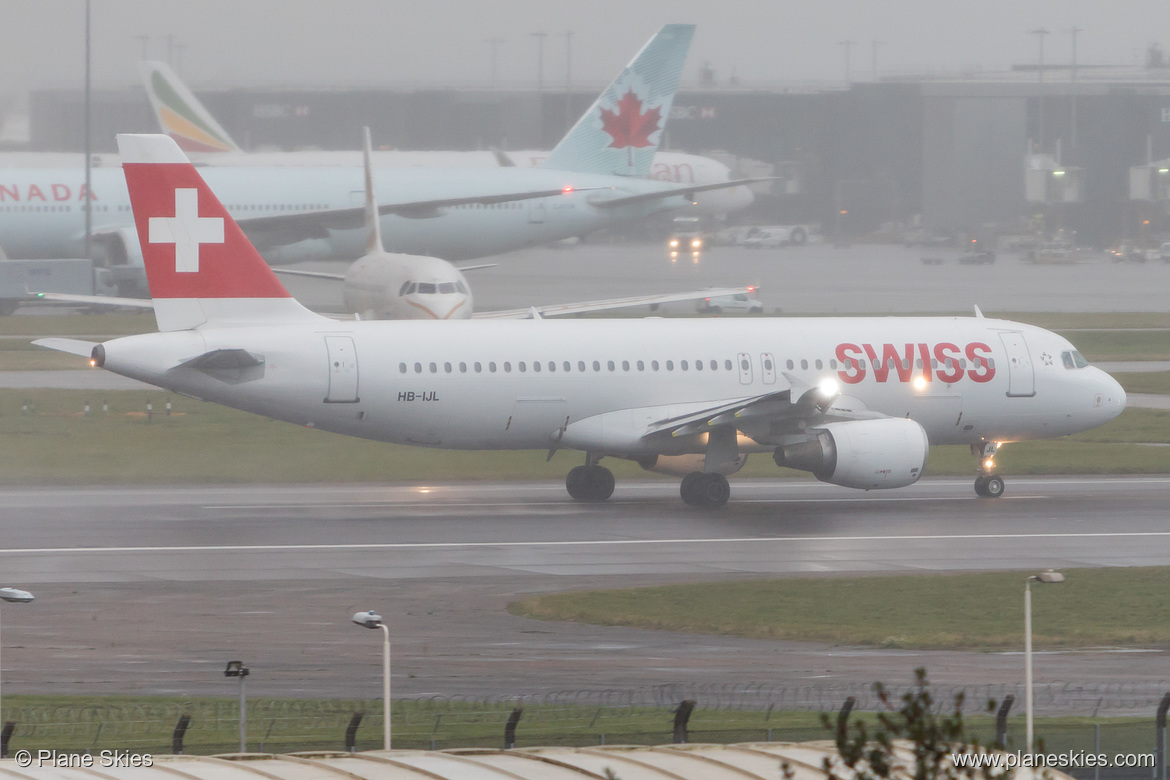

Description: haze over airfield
[3,0,1170,102]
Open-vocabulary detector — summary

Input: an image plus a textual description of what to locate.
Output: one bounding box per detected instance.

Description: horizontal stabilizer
[31,337,100,358]
[272,268,347,282]
[33,292,155,309]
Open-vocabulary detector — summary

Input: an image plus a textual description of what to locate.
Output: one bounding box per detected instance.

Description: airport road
[277,242,1170,315]
[1,477,1169,700]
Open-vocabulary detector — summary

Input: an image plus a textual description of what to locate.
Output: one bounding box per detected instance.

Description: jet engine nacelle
[773,417,928,490]
[638,453,747,477]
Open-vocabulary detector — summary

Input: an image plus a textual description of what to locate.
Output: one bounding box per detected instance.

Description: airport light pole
[1030,28,1050,82]
[485,38,505,87]
[0,588,35,747]
[530,32,548,93]
[839,40,857,83]
[1025,569,1064,753]
[223,661,249,753]
[564,30,574,133]
[353,611,391,750]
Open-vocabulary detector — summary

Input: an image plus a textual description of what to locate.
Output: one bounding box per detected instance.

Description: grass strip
[509,567,1170,651]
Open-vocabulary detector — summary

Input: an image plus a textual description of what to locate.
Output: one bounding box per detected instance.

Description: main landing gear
[972,441,1005,498]
[566,463,615,502]
[680,471,731,508]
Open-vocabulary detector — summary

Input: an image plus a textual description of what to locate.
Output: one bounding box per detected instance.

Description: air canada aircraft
[41,128,755,321]
[36,135,1127,507]
[1,25,764,293]
[137,60,753,218]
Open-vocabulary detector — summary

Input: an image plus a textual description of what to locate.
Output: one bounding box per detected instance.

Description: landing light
[984,458,996,470]
[818,378,839,398]
[912,376,927,391]
[89,359,97,367]
[1160,168,1170,174]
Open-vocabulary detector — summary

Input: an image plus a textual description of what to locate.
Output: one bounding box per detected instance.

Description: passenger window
[622,360,630,371]
[637,360,645,371]
[652,360,660,371]
[475,362,482,373]
[489,362,497,372]
[399,362,407,373]
[695,360,703,371]
[549,361,556,372]
[830,359,838,369]
[563,361,571,372]
[578,361,586,372]
[710,360,717,370]
[763,358,773,370]
[725,360,732,370]
[444,362,452,373]
[666,360,674,370]
[786,360,794,369]
[801,359,808,370]
[503,362,511,372]
[459,362,467,373]
[414,362,422,373]
[429,362,437,373]
[740,358,749,371]
[815,359,823,369]
[681,360,689,370]
[607,360,615,371]
[593,360,601,371]
[533,361,541,372]
[519,362,527,372]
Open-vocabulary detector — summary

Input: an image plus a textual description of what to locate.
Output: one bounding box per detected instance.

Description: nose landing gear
[972,441,1005,498]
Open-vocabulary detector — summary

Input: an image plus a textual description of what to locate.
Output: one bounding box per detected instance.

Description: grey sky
[3,0,1170,100]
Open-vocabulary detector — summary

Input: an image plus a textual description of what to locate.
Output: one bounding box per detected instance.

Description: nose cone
[1095,368,1127,422]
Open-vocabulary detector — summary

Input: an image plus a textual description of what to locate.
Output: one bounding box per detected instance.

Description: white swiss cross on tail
[148,188,224,273]
[118,133,315,332]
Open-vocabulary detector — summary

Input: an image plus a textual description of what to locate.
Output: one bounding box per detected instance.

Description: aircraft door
[505,398,568,444]
[760,353,777,385]
[324,336,360,403]
[736,352,754,385]
[998,331,1036,397]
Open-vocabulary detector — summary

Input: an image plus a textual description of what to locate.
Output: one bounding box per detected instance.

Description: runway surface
[2,478,1170,700]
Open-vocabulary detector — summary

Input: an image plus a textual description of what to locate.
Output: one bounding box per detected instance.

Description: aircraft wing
[588,177,776,209]
[473,286,758,319]
[271,268,347,282]
[236,187,591,245]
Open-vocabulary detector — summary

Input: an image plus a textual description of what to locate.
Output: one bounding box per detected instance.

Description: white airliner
[138,60,752,218]
[0,25,765,294]
[35,134,1128,507]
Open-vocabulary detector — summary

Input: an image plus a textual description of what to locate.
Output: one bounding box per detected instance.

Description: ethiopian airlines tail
[139,61,241,154]
[117,133,320,331]
[541,24,694,177]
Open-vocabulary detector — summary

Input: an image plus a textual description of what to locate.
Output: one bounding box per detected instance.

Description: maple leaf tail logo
[599,89,662,167]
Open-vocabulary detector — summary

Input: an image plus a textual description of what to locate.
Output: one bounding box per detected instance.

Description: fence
[4,682,1170,780]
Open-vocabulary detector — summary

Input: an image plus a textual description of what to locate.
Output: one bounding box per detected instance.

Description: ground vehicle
[695,288,763,314]
[667,217,704,263]
[739,225,812,248]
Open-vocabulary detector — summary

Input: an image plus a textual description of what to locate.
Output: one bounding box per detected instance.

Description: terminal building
[26,62,1170,247]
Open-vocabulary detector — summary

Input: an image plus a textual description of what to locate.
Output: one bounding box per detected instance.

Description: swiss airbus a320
[36,135,1127,507]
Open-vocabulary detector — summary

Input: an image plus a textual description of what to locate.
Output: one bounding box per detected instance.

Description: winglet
[974,304,985,318]
[138,61,241,154]
[541,24,695,177]
[118,133,318,331]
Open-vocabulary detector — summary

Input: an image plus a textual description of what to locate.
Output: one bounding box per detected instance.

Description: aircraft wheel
[974,475,988,497]
[983,475,1005,498]
[576,465,614,502]
[566,466,589,500]
[679,472,705,505]
[696,473,731,508]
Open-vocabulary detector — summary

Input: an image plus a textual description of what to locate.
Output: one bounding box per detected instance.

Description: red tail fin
[117,134,315,331]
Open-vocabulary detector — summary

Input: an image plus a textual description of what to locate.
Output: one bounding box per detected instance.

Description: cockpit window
[398,281,412,296]
[438,282,456,294]
[417,282,436,294]
[456,281,468,294]
[1062,350,1089,369]
[406,282,417,294]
